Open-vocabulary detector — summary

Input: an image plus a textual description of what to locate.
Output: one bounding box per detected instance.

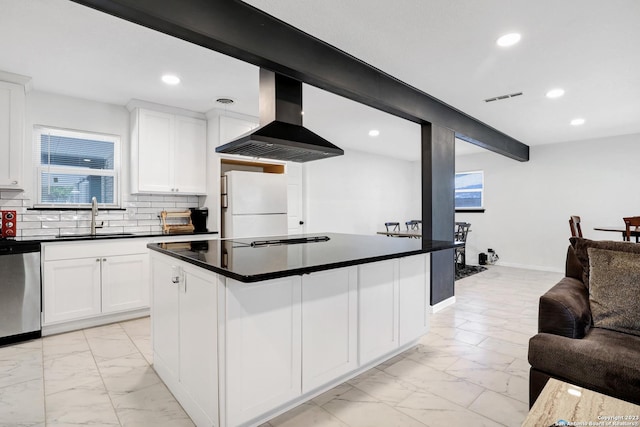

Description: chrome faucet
[90,197,103,235]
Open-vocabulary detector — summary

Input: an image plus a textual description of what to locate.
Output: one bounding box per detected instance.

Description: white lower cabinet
[43,258,102,323]
[358,259,400,365]
[150,251,430,427]
[301,267,357,393]
[358,254,430,365]
[102,254,149,313]
[398,255,430,346]
[43,253,149,323]
[42,240,150,327]
[151,255,218,427]
[223,276,302,427]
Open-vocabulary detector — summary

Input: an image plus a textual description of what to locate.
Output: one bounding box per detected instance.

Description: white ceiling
[1,0,639,161]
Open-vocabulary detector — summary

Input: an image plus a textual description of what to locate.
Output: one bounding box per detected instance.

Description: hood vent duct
[216,69,344,163]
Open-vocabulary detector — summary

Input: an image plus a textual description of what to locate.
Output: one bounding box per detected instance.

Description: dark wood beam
[69,0,529,161]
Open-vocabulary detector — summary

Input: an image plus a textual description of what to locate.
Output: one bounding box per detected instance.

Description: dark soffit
[69,0,529,161]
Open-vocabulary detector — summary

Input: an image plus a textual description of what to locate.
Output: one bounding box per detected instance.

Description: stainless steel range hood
[216,69,344,163]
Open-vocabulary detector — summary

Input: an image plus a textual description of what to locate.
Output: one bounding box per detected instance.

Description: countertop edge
[148,239,460,283]
[16,231,219,243]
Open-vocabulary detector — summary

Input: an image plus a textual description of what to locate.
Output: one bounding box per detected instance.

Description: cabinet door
[225,276,302,427]
[137,109,173,192]
[173,116,206,194]
[179,266,218,426]
[301,267,357,393]
[0,81,24,189]
[101,253,149,313]
[150,257,180,379]
[218,115,258,145]
[43,258,101,324]
[358,259,399,365]
[398,255,430,346]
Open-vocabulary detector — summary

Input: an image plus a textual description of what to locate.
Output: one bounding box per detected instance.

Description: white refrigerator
[222,170,288,238]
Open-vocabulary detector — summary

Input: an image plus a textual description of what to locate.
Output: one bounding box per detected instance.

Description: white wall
[304,148,421,234]
[3,90,202,237]
[456,133,640,272]
[24,90,130,202]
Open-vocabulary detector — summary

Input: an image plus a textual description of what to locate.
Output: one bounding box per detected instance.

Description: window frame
[33,125,121,209]
[455,170,484,211]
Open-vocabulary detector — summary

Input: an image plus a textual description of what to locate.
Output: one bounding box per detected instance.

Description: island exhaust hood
[216,69,344,163]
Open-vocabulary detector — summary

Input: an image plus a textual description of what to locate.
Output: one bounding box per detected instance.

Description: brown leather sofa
[528,241,640,407]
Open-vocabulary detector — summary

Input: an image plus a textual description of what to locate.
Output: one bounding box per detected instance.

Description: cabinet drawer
[43,239,148,261]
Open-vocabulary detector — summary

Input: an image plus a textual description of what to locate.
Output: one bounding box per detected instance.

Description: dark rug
[455,264,487,281]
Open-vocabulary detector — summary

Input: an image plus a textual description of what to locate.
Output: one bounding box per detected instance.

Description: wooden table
[522,378,640,427]
[594,226,640,242]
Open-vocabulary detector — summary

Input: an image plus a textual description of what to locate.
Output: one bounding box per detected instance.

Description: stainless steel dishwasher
[0,240,41,346]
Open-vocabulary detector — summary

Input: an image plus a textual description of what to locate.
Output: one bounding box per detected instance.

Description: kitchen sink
[55,232,136,239]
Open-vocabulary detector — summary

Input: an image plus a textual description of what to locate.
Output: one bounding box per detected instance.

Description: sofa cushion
[569,237,640,287]
[528,329,640,404]
[588,247,640,337]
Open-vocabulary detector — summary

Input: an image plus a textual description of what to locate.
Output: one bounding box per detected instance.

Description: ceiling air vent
[484,92,523,103]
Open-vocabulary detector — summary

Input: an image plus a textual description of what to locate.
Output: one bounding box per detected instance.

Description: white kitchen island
[148,233,459,427]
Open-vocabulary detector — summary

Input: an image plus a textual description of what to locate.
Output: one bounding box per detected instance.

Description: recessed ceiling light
[161,74,180,85]
[570,118,585,126]
[546,88,565,98]
[496,33,521,47]
[368,129,380,137]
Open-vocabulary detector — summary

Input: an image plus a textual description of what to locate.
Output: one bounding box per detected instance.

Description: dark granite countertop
[147,233,461,283]
[3,231,218,243]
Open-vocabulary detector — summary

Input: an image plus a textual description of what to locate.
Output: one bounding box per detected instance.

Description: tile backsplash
[0,191,204,237]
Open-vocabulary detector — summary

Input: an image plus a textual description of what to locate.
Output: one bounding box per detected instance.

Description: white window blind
[455,171,484,209]
[34,126,120,207]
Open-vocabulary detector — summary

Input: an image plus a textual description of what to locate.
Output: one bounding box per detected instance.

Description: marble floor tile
[444,358,529,404]
[0,346,42,389]
[109,381,194,427]
[348,367,417,404]
[383,358,485,408]
[468,389,529,426]
[0,378,45,427]
[396,391,504,427]
[97,352,161,395]
[130,336,153,365]
[42,330,90,361]
[477,336,529,360]
[504,357,531,380]
[268,402,349,427]
[85,332,141,362]
[43,350,102,396]
[45,386,120,426]
[83,322,126,339]
[120,316,150,340]
[312,382,354,406]
[404,347,459,371]
[322,388,426,427]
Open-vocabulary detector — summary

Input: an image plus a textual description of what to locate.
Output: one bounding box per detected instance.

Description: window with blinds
[455,170,484,209]
[34,126,120,207]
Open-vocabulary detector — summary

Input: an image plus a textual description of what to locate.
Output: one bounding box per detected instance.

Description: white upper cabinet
[130,107,207,194]
[218,115,258,146]
[0,80,25,190]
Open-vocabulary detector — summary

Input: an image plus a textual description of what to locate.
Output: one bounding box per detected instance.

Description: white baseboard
[430,296,456,313]
[494,262,563,273]
[42,308,149,336]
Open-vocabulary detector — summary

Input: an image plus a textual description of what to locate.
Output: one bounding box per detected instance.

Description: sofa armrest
[538,277,591,338]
